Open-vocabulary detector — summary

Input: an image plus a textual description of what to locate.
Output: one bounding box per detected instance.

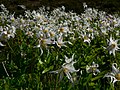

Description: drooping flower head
[104,63,120,86]
[50,54,79,83]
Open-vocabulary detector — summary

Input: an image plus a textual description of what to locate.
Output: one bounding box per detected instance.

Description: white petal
[65,72,73,83]
[0,42,5,46]
[112,63,119,74]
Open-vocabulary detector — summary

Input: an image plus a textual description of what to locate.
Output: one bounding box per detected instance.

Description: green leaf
[91,75,103,81]
[89,82,95,86]
[83,74,92,86]
[42,66,53,74]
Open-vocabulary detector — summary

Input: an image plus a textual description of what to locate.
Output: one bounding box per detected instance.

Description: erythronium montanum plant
[104,63,120,87]
[50,54,79,83]
[0,3,120,89]
[106,36,120,56]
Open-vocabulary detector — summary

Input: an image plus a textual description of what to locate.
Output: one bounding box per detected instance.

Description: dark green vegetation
[0,0,120,15]
[0,0,120,90]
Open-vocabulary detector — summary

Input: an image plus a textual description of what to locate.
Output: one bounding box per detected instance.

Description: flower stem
[2,61,9,77]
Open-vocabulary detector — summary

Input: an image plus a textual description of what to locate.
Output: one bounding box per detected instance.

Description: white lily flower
[104,63,120,86]
[86,62,100,75]
[34,38,55,56]
[64,54,74,63]
[81,32,91,45]
[83,35,91,44]
[56,35,67,48]
[107,37,120,56]
[37,38,55,47]
[17,5,26,10]
[50,55,79,83]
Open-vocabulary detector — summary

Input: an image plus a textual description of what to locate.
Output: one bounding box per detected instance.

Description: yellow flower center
[20,19,25,23]
[11,17,15,22]
[111,43,116,49]
[91,67,97,72]
[84,36,89,40]
[44,19,47,22]
[43,29,48,33]
[26,31,33,36]
[88,29,93,33]
[58,42,62,45]
[59,28,64,33]
[63,68,69,73]
[115,73,120,80]
[50,32,55,37]
[41,39,46,44]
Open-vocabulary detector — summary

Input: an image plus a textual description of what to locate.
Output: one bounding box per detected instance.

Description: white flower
[55,35,67,48]
[17,5,26,10]
[104,63,120,86]
[64,54,74,63]
[50,55,79,83]
[0,25,16,40]
[34,38,55,56]
[107,37,120,56]
[36,37,55,48]
[83,35,91,44]
[81,32,91,45]
[86,62,100,75]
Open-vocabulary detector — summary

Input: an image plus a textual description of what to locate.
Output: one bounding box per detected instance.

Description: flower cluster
[0,3,120,89]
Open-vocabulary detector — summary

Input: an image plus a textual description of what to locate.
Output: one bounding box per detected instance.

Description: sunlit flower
[10,15,15,22]
[17,5,26,10]
[25,31,34,37]
[64,54,74,63]
[86,62,100,75]
[81,32,91,45]
[0,25,16,41]
[49,31,55,38]
[104,63,120,86]
[55,35,67,48]
[58,26,70,34]
[34,37,55,55]
[50,54,79,83]
[83,35,91,44]
[37,38,55,47]
[107,37,120,56]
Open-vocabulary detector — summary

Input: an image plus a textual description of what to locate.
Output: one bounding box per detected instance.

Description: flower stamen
[115,73,120,80]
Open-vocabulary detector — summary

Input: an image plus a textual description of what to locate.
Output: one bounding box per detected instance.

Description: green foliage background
[0,1,120,90]
[0,0,120,15]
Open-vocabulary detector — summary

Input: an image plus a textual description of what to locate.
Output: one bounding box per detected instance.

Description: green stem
[2,61,9,77]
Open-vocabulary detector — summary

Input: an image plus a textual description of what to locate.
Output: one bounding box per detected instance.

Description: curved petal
[112,63,119,74]
[65,72,73,83]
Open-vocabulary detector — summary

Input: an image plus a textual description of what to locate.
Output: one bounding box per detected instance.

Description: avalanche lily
[86,61,100,75]
[107,37,120,56]
[81,32,91,45]
[50,54,79,83]
[104,63,120,86]
[55,35,67,48]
